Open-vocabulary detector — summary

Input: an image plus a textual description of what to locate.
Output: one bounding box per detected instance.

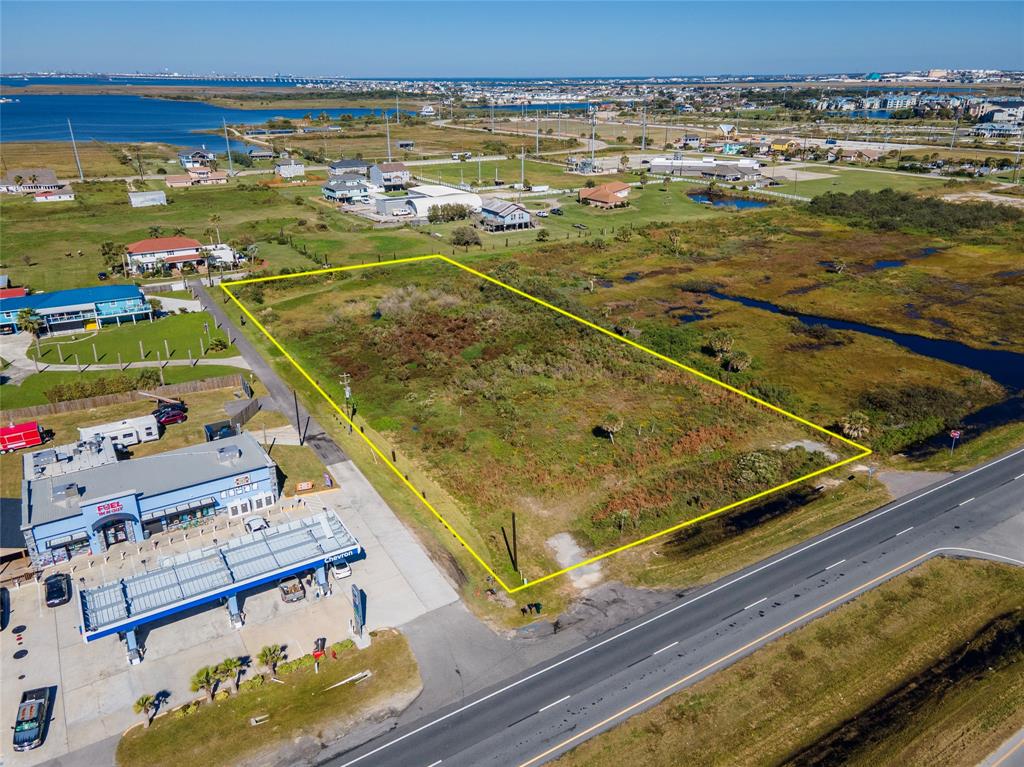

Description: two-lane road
[330,446,1024,767]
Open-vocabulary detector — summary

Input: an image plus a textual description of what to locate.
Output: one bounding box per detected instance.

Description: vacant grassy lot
[762,165,949,197]
[0,139,180,178]
[243,258,858,588]
[116,629,419,767]
[554,557,1024,767]
[29,311,235,363]
[415,158,632,189]
[281,122,576,163]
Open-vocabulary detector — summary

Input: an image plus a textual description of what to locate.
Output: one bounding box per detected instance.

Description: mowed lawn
[554,557,1024,767]
[763,166,949,197]
[0,364,246,420]
[29,311,235,363]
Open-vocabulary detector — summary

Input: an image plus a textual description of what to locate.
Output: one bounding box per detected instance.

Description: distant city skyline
[2,1,1022,78]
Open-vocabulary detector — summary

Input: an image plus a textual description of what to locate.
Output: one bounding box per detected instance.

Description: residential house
[33,185,75,203]
[177,149,217,169]
[770,139,800,154]
[274,159,305,179]
[128,190,168,208]
[328,158,371,177]
[322,174,374,203]
[247,147,276,160]
[369,162,411,191]
[126,236,203,273]
[478,198,532,231]
[0,285,151,335]
[1,168,61,194]
[579,181,631,209]
[717,124,737,138]
[164,167,228,189]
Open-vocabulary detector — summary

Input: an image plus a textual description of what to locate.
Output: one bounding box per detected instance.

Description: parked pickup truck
[12,688,49,751]
[278,577,306,603]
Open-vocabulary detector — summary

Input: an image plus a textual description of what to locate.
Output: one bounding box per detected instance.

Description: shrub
[427,203,471,223]
[808,189,1020,235]
[536,228,550,242]
[208,337,229,352]
[451,226,481,247]
[238,675,265,693]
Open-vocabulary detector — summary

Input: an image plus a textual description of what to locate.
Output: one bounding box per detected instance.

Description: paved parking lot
[0,486,457,766]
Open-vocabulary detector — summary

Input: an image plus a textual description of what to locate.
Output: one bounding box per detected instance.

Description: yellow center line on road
[516,547,1023,767]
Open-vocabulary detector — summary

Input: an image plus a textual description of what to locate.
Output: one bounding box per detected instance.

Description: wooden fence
[0,374,245,421]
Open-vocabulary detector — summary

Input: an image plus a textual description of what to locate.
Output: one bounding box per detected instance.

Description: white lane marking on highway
[333,447,1024,767]
[896,526,914,536]
[824,559,846,570]
[538,695,571,713]
[653,642,678,655]
[743,597,768,610]
[959,497,975,506]
[426,761,443,767]
[1015,473,1024,480]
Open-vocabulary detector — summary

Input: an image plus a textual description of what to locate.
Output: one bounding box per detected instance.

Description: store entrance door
[102,520,130,548]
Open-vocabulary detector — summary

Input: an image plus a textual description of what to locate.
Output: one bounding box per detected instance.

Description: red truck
[0,422,45,453]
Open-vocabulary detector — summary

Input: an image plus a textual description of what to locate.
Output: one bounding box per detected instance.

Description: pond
[688,193,769,209]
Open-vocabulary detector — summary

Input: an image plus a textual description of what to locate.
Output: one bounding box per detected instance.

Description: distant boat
[419,105,436,117]
[0,98,18,104]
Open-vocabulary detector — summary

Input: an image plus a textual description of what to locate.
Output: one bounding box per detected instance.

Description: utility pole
[590,108,596,169]
[490,102,495,133]
[68,119,84,181]
[520,146,525,198]
[395,94,400,125]
[535,115,540,155]
[641,101,648,152]
[222,119,235,176]
[385,113,392,162]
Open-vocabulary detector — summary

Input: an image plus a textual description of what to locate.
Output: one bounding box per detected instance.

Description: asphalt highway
[329,445,1024,767]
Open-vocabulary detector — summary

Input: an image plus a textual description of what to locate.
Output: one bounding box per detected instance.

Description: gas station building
[20,433,279,567]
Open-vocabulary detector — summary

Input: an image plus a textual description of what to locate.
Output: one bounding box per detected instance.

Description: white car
[536,210,549,218]
[392,208,412,217]
[244,516,269,534]
[330,560,352,580]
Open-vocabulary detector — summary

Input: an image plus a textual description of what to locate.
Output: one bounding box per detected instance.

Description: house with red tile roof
[578,181,631,209]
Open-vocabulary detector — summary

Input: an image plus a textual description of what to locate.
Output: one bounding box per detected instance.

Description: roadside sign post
[949,429,961,454]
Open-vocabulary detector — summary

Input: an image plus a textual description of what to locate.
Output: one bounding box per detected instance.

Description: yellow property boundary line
[222,254,872,594]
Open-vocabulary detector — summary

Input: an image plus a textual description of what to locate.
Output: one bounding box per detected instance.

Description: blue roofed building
[0,285,152,335]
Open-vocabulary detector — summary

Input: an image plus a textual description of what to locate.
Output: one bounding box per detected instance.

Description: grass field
[413,158,633,189]
[280,123,577,163]
[238,257,862,591]
[28,311,235,363]
[1,140,180,178]
[116,629,419,767]
[761,165,950,197]
[553,557,1024,767]
[0,363,246,412]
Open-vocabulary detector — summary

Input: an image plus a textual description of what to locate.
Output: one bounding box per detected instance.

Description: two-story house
[479,198,533,231]
[369,162,410,191]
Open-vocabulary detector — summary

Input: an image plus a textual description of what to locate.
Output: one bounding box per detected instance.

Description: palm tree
[218,657,243,694]
[172,226,186,237]
[147,226,163,238]
[840,411,871,440]
[209,214,222,244]
[257,645,284,680]
[706,330,734,359]
[16,308,44,356]
[190,666,218,702]
[723,350,752,372]
[133,694,156,729]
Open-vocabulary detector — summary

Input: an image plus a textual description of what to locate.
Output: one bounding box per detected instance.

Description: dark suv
[44,574,71,607]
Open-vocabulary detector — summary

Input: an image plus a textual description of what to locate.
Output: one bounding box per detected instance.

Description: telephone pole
[222,119,234,176]
[535,114,540,155]
[395,94,400,125]
[67,119,84,181]
[385,113,392,162]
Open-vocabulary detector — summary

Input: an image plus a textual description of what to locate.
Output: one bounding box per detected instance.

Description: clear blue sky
[3,1,1022,77]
